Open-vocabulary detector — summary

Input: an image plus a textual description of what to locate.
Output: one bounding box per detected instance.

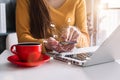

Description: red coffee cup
[10,42,42,62]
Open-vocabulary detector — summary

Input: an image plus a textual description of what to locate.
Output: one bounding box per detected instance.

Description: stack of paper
[0,3,6,33]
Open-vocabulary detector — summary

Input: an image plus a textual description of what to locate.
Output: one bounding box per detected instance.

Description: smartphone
[60,41,76,45]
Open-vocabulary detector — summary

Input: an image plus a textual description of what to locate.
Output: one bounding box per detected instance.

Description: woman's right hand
[54,43,75,53]
[44,37,59,50]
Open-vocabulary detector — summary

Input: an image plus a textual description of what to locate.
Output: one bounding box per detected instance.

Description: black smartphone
[60,41,77,45]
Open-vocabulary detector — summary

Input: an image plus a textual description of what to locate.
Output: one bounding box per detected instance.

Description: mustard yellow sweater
[16,0,90,52]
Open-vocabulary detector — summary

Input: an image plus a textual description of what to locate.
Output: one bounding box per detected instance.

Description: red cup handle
[10,45,17,55]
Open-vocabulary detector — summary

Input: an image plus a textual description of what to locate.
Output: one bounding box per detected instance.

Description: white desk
[1,50,120,80]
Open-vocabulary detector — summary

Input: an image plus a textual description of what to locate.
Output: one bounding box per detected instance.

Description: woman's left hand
[60,26,80,43]
[44,37,59,50]
[54,26,80,53]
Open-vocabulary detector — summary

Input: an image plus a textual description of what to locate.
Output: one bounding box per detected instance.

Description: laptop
[47,25,120,67]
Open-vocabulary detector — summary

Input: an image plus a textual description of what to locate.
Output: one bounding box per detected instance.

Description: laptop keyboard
[65,53,91,61]
[52,53,92,66]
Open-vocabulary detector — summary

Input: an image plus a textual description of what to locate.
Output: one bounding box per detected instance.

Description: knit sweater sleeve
[75,0,90,48]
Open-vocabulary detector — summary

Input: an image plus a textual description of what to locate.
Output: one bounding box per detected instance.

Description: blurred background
[86,0,120,46]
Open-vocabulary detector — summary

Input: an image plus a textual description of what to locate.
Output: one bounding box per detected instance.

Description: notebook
[47,25,120,67]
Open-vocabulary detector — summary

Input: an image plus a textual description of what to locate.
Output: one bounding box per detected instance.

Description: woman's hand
[60,26,80,43]
[55,26,80,53]
[44,37,75,53]
[45,27,80,53]
[44,37,59,50]
[53,43,75,53]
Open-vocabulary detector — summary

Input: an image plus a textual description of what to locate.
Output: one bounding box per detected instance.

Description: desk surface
[1,50,120,80]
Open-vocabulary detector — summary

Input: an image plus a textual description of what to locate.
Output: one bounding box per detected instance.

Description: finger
[60,28,69,41]
[44,43,52,50]
[60,34,67,42]
[47,37,58,46]
[70,27,80,41]
[66,27,70,41]
[70,31,79,42]
[48,41,58,46]
[67,27,74,41]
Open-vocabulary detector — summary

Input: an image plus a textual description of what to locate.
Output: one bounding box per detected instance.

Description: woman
[16,0,90,53]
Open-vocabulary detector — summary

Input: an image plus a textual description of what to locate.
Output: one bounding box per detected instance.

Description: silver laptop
[47,25,120,67]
